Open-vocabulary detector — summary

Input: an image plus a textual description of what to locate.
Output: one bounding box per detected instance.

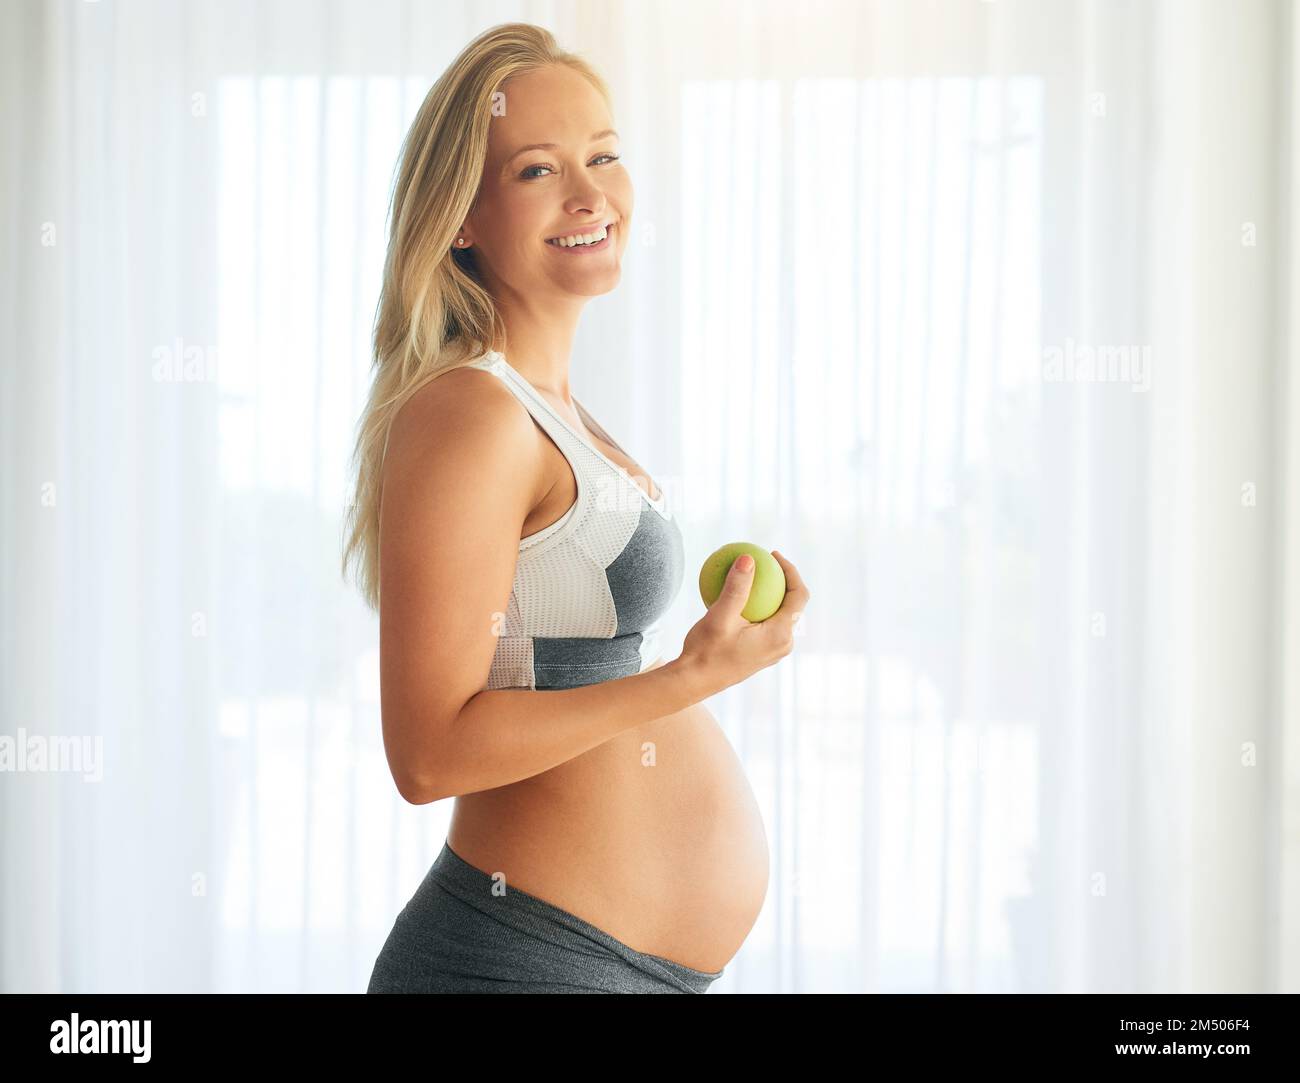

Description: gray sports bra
[460,350,685,691]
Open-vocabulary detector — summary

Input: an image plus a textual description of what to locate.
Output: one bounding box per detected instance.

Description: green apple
[698,542,786,622]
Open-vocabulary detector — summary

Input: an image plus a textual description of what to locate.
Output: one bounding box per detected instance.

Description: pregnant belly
[446,686,770,975]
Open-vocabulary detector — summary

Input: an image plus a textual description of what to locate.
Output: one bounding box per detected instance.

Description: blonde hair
[341,23,613,612]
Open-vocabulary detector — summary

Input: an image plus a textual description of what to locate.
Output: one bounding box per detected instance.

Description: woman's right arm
[377,369,807,805]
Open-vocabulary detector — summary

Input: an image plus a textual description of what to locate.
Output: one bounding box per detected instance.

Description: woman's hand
[675,550,810,697]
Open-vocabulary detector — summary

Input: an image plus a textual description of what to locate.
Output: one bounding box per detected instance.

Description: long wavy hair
[341,23,613,613]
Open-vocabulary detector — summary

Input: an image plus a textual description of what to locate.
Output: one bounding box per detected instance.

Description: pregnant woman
[345,23,809,993]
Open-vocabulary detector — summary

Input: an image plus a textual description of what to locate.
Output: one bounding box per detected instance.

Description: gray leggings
[366,841,725,994]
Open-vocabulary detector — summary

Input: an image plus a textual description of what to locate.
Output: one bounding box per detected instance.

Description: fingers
[762,550,809,648]
[769,549,810,607]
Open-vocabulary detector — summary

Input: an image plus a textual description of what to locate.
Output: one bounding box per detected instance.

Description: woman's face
[464,64,632,302]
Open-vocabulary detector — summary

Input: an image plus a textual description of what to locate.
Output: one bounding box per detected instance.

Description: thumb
[715,554,755,615]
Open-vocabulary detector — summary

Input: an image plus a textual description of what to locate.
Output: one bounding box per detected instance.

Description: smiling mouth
[545,222,616,249]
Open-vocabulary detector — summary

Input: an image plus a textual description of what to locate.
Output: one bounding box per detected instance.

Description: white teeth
[547,224,609,247]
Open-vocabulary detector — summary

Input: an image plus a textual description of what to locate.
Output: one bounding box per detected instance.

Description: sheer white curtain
[1,0,1295,994]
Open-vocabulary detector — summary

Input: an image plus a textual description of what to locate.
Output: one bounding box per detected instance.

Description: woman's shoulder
[385,361,543,491]
[401,360,526,439]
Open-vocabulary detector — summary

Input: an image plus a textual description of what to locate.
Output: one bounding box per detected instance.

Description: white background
[1,0,1297,993]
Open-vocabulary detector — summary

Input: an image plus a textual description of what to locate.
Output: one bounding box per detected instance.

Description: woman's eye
[521,154,620,179]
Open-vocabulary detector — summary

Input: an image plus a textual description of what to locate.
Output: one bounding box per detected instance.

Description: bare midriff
[446,656,770,974]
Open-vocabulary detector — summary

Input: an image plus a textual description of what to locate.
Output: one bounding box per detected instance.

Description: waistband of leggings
[430,840,725,989]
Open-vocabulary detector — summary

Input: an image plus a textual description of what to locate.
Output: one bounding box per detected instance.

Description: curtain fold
[1,0,1293,993]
